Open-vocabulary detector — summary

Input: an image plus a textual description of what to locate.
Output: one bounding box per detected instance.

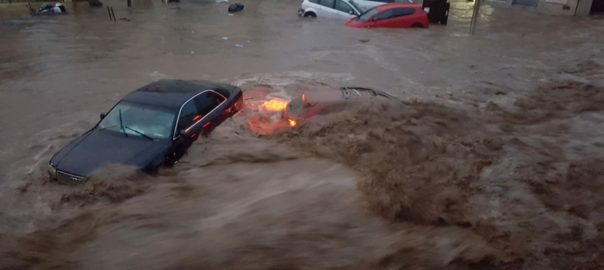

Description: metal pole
[469,0,481,34]
[127,0,131,7]
[110,7,116,21]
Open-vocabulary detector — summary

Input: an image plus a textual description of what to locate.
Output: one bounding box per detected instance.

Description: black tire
[304,12,316,18]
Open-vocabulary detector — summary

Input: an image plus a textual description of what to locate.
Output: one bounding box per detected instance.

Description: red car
[345,3,429,28]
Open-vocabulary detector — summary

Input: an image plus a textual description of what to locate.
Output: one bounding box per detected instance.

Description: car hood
[345,18,365,27]
[51,129,170,176]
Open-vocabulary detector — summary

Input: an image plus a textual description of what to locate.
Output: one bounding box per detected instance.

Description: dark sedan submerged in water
[48,80,243,183]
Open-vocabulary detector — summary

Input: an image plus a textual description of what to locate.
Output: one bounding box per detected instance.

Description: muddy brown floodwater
[1,0,604,269]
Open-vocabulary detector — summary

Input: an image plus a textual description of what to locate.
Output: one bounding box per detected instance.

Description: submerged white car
[353,0,415,11]
[298,0,362,19]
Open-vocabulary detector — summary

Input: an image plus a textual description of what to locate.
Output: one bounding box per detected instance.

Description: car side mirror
[100,113,106,120]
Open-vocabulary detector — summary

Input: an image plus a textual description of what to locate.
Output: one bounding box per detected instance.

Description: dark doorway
[592,0,604,13]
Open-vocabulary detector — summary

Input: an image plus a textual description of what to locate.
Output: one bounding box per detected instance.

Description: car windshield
[98,101,176,140]
[357,7,379,21]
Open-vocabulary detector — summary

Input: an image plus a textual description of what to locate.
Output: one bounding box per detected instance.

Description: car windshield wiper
[118,109,128,137]
[124,126,154,141]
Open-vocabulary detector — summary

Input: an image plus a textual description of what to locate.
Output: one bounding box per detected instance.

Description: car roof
[376,3,422,11]
[122,80,221,111]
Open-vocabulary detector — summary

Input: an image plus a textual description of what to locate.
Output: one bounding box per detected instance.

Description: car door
[370,9,394,27]
[169,100,199,163]
[334,0,357,18]
[179,91,226,136]
[317,0,338,18]
[168,90,226,163]
[175,100,199,138]
[194,90,228,135]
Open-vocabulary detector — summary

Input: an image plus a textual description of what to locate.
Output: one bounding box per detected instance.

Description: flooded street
[1,0,604,269]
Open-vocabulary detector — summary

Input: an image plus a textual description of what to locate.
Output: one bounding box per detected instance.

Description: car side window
[375,9,393,20]
[177,101,198,131]
[319,0,335,8]
[194,91,225,117]
[374,0,394,3]
[335,0,353,13]
[214,91,226,104]
[176,91,226,133]
[392,7,415,16]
